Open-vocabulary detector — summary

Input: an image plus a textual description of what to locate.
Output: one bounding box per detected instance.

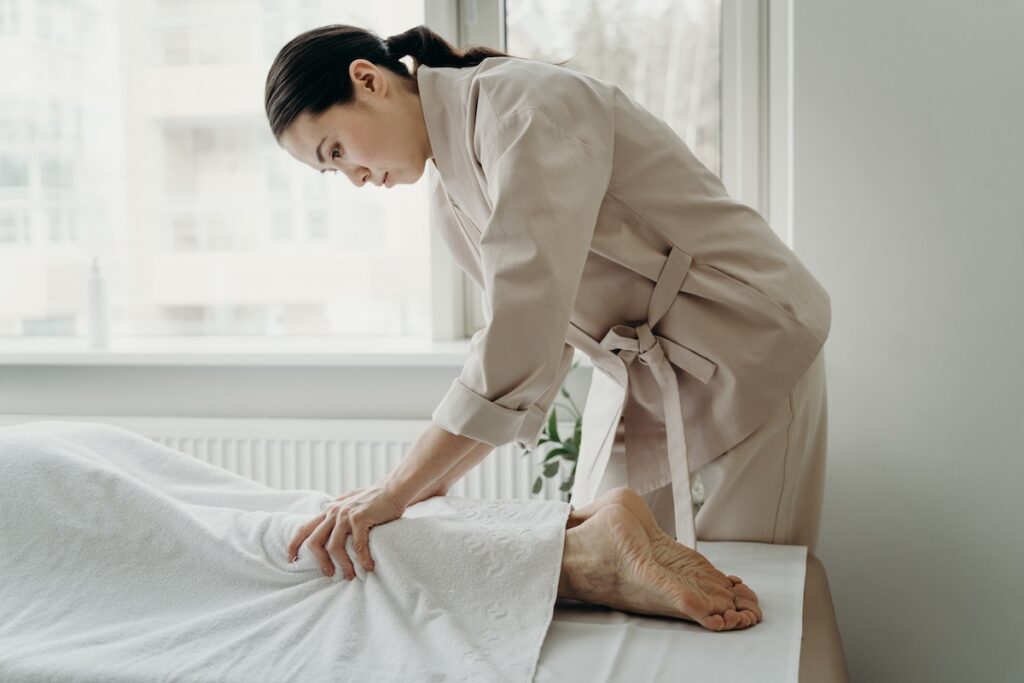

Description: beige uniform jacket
[418,57,830,546]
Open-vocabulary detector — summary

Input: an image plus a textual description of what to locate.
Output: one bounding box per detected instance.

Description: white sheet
[0,420,570,683]
[536,541,807,682]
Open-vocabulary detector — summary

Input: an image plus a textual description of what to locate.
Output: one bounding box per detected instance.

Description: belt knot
[601,322,667,368]
[634,323,664,367]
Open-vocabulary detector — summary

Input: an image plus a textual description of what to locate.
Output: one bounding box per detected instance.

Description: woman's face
[278,59,433,188]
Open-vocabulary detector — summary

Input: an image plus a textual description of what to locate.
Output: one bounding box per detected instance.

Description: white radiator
[0,415,574,501]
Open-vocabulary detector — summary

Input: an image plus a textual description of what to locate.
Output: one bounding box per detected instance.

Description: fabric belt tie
[597,246,703,549]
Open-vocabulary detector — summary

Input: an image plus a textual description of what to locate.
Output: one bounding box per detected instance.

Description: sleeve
[511,341,577,450]
[426,165,485,290]
[430,107,612,448]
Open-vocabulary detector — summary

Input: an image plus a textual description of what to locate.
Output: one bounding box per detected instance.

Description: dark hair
[264,24,569,142]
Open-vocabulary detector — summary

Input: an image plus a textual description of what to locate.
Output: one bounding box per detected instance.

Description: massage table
[536,551,848,682]
[796,554,849,682]
[0,420,847,682]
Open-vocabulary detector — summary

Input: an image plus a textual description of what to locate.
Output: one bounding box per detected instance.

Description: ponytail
[265,24,569,141]
[384,25,511,70]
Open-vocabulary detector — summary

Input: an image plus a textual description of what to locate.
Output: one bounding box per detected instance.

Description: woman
[263,25,829,592]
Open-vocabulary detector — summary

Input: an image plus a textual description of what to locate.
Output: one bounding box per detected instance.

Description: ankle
[557,526,591,600]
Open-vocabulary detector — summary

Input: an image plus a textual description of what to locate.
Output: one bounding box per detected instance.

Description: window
[505,0,722,175]
[456,0,729,332]
[0,0,431,340]
[2,0,778,346]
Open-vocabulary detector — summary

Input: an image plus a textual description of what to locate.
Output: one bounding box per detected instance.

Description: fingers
[304,513,343,577]
[323,515,357,580]
[350,513,375,573]
[287,488,401,579]
[287,513,326,563]
[288,503,380,579]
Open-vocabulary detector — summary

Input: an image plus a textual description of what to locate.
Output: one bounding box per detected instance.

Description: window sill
[0,336,595,369]
[0,335,475,367]
[0,336,595,420]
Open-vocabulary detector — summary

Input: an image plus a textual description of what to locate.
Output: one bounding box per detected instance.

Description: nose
[351,168,371,187]
[337,161,372,187]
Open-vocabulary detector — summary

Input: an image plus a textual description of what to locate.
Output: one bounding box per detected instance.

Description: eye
[331,147,341,160]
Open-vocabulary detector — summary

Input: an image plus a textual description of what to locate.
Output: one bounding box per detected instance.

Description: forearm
[435,440,496,492]
[383,422,481,506]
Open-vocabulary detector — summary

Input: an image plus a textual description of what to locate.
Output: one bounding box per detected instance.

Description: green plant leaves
[519,376,584,501]
[543,447,570,463]
[547,407,561,443]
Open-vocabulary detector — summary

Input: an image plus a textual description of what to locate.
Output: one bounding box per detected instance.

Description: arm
[394,433,497,506]
[432,439,496,494]
[383,423,481,507]
[429,107,612,450]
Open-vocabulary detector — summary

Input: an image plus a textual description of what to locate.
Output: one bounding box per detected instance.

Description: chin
[408,166,428,184]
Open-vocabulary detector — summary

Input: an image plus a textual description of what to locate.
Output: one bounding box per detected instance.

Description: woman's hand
[286,482,408,580]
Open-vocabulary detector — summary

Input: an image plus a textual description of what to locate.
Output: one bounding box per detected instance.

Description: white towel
[0,420,571,683]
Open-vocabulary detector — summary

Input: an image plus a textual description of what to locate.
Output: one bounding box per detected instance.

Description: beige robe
[418,57,830,547]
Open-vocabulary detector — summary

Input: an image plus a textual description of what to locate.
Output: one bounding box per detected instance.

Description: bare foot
[581,488,763,623]
[563,488,763,630]
[561,503,757,631]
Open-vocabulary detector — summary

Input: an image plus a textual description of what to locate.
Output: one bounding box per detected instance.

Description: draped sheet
[0,421,570,683]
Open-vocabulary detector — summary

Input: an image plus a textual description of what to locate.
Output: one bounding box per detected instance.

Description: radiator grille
[0,415,573,501]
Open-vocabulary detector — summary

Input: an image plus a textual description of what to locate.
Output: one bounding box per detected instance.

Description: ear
[349,59,388,99]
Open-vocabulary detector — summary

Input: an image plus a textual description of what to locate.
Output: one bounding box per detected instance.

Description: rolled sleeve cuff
[431,378,530,447]
[514,403,549,451]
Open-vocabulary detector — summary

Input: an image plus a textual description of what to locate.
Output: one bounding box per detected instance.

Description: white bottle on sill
[86,256,110,350]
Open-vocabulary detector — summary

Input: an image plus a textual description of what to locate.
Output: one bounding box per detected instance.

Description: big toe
[722,608,745,630]
[700,613,725,631]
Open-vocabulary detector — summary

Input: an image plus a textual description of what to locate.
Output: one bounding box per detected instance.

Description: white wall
[793,1,1024,680]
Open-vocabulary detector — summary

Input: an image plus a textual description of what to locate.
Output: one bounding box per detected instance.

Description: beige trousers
[633,346,829,554]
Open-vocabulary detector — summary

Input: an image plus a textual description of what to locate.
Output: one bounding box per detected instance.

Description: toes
[736,597,763,622]
[722,608,743,630]
[729,581,762,623]
[701,613,725,631]
[727,574,743,584]
[733,582,756,597]
[731,608,757,629]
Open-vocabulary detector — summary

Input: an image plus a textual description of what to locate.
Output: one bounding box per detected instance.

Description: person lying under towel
[0,421,761,683]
